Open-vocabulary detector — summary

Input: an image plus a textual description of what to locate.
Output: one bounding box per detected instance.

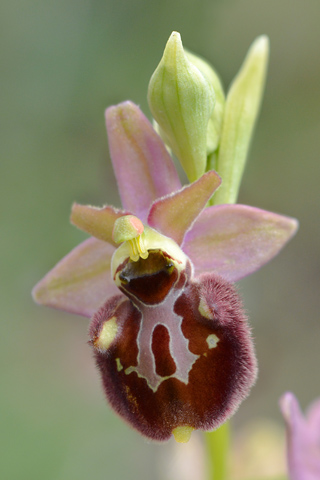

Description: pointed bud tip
[169,31,181,41]
[105,100,136,121]
[162,31,184,64]
[166,31,182,51]
[251,35,270,57]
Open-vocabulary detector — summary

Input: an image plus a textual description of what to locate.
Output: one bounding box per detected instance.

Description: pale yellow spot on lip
[94,316,118,352]
[116,358,123,371]
[206,334,219,349]
[172,426,194,443]
[199,297,214,319]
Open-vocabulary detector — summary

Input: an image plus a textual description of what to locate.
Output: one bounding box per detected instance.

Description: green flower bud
[212,36,269,205]
[148,31,215,182]
[185,49,225,156]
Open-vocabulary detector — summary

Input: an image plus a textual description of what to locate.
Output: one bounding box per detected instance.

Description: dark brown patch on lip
[119,251,178,304]
[152,324,176,377]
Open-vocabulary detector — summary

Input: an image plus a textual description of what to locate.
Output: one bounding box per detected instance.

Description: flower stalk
[205,422,230,480]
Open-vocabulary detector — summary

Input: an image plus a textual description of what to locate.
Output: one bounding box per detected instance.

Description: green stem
[206,151,219,206]
[205,422,230,480]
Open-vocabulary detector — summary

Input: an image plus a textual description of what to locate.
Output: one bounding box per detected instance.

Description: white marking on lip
[125,286,199,392]
[206,334,219,349]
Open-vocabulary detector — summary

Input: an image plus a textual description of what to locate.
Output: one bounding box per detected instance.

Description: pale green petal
[148,171,221,245]
[70,203,129,246]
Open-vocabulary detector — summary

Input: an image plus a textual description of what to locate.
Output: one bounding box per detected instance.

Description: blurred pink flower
[280,392,320,480]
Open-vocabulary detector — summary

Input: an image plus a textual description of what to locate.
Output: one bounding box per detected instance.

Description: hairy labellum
[89,222,257,442]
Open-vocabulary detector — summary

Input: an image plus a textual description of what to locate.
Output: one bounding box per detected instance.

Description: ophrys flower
[33,101,298,442]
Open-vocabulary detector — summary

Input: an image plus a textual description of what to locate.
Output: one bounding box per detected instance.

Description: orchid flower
[280,392,320,480]
[33,33,298,444]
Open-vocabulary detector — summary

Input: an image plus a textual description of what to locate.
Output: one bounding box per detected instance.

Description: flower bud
[148,32,215,182]
[213,36,269,205]
[185,49,225,156]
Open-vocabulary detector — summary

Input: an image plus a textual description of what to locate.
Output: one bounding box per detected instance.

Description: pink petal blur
[280,392,320,480]
[32,238,118,318]
[182,204,298,282]
[105,101,181,222]
[148,171,221,245]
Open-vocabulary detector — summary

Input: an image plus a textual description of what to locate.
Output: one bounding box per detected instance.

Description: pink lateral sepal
[183,204,299,282]
[32,237,117,318]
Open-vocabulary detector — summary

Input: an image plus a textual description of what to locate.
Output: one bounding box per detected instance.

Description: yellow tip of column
[172,426,194,443]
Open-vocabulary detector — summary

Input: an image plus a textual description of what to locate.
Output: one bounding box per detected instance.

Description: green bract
[212,36,269,205]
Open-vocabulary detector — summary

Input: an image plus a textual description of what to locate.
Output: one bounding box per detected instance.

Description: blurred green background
[1,1,319,479]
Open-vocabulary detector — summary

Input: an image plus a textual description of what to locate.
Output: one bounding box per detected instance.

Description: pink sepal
[105,101,181,222]
[183,204,298,281]
[32,237,117,318]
